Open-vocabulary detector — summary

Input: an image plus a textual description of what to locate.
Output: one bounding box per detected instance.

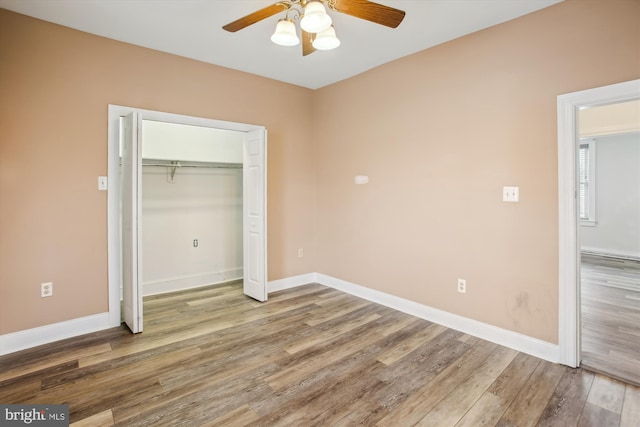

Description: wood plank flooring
[1,281,639,426]
[581,254,640,386]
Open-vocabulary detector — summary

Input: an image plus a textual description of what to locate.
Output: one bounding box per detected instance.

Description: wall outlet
[193,239,198,248]
[298,248,304,258]
[457,279,466,294]
[41,282,53,297]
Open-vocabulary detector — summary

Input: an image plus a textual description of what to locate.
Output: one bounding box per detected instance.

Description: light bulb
[271,19,299,46]
[300,1,332,33]
[312,25,340,50]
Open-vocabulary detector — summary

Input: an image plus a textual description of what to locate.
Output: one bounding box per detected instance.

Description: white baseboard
[0,313,112,356]
[143,268,243,296]
[268,273,318,293]
[580,246,640,261]
[1,273,560,363]
[273,272,560,364]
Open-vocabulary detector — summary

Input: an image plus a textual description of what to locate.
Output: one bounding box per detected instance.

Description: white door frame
[106,104,267,328]
[557,79,639,367]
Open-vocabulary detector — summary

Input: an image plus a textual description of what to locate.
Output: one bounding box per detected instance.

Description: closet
[139,119,244,296]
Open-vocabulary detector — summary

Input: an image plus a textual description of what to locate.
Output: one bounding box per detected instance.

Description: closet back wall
[142,166,243,296]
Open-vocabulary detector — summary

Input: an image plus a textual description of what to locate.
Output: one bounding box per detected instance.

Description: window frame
[578,138,597,226]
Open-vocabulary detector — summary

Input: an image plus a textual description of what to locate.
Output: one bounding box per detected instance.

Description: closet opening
[136,120,244,298]
[107,105,267,334]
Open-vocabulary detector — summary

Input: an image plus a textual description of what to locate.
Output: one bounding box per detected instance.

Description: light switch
[503,186,519,202]
[98,176,108,191]
[354,175,369,185]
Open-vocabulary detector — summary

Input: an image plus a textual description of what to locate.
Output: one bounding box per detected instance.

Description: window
[578,139,596,225]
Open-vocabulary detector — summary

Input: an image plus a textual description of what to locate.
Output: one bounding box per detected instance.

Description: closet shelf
[141,159,242,182]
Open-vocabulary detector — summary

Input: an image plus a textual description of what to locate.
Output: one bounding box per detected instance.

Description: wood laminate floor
[581,254,640,386]
[1,282,639,426]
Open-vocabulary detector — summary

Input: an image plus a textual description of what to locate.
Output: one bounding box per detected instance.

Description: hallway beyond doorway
[581,253,640,386]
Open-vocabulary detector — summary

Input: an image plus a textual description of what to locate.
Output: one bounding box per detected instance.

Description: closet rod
[142,162,242,169]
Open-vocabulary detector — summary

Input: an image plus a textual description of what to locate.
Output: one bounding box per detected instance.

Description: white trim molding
[268,273,318,293]
[143,269,243,296]
[557,79,640,367]
[0,313,111,356]
[580,247,640,261]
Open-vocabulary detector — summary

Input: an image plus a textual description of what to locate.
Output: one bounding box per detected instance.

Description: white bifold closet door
[121,111,143,333]
[242,129,267,302]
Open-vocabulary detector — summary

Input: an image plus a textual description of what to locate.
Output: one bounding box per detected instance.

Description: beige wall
[0,9,315,334]
[312,0,639,344]
[1,0,638,343]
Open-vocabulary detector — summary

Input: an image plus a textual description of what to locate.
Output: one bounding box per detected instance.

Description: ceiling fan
[222,0,406,56]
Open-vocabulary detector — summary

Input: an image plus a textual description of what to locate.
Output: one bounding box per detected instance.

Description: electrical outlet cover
[41,282,53,297]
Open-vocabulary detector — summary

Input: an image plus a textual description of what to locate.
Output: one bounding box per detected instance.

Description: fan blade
[302,30,316,56]
[222,3,286,32]
[332,0,405,28]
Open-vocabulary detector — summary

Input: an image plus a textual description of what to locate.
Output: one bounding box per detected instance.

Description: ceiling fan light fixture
[271,18,300,46]
[300,1,332,33]
[223,1,406,57]
[311,25,340,50]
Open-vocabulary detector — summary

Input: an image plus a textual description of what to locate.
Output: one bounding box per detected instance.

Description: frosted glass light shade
[271,19,299,46]
[312,25,340,50]
[300,1,332,33]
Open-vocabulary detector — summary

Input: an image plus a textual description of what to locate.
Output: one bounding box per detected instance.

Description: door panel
[122,112,143,333]
[243,129,267,301]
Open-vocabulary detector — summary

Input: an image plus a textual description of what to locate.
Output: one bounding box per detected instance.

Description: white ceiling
[0,0,564,89]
